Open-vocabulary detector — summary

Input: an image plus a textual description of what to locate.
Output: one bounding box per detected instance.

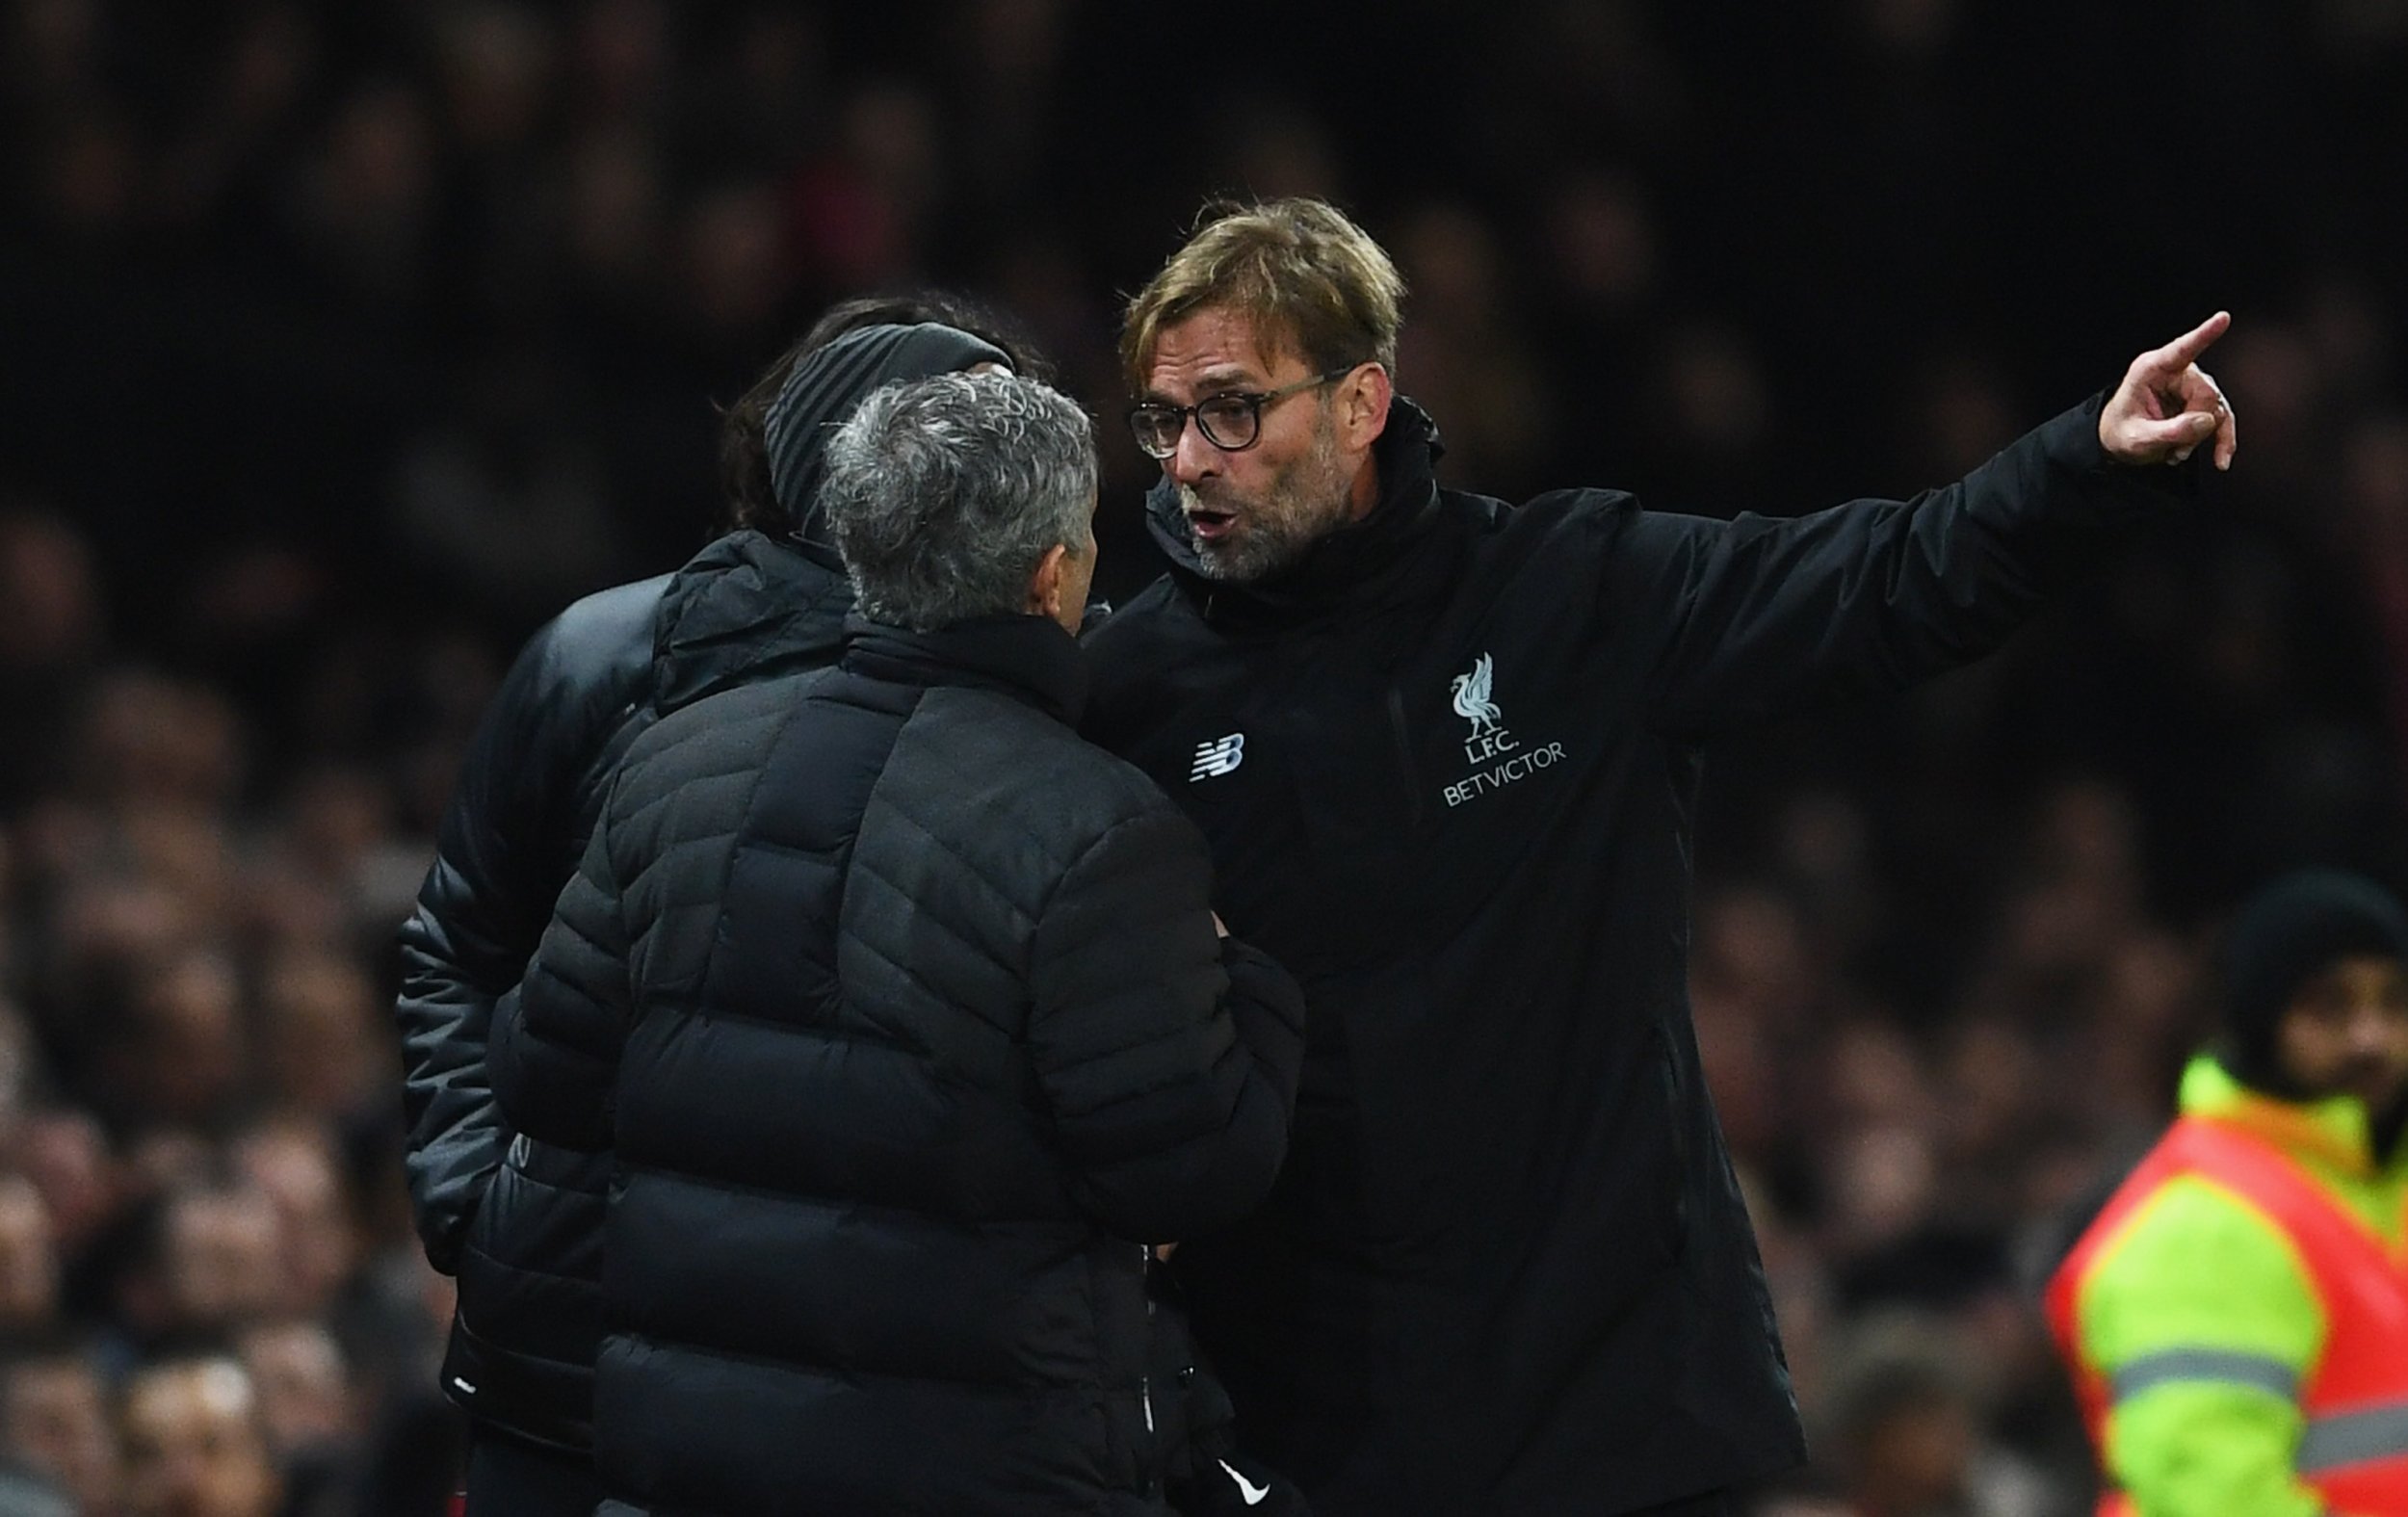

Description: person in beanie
[2046,869,2408,1517]
[393,294,1030,1515]
[493,369,1306,1515]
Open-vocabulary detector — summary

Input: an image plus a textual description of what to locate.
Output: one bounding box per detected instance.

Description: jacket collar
[1141,396,1455,624]
[650,530,851,716]
[2182,1054,2392,1176]
[842,614,1088,726]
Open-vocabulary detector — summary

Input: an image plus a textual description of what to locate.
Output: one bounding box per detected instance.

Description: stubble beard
[1181,416,1353,585]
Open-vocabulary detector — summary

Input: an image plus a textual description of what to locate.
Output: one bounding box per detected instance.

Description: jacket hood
[1140,395,1455,623]
[650,530,852,715]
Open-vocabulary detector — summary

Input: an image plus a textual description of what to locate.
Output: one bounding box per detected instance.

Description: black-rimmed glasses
[1126,367,1353,459]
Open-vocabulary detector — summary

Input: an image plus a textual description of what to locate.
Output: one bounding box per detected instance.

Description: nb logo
[1190,733,1245,781]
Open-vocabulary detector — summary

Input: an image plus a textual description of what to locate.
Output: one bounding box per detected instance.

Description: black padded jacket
[392,531,851,1452]
[492,615,1307,1515]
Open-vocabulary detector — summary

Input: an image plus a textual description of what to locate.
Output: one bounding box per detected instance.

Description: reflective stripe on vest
[2047,1114,2408,1515]
[2110,1347,2300,1405]
[2301,1399,2408,1475]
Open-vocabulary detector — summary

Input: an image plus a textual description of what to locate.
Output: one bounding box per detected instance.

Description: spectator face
[165,1190,285,1329]
[3,1356,118,1510]
[234,1128,357,1316]
[0,513,100,673]
[259,953,383,1120]
[15,1112,117,1255]
[1143,306,1361,584]
[122,953,246,1128]
[77,675,243,815]
[2276,954,2408,1111]
[120,1362,280,1517]
[235,1321,351,1458]
[0,1177,59,1327]
[1848,1396,1975,1516]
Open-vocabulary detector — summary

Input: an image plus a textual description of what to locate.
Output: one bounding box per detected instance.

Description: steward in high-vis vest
[2048,870,2408,1517]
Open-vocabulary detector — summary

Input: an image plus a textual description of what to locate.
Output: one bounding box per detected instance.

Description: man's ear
[1341,363,1395,452]
[1025,543,1070,618]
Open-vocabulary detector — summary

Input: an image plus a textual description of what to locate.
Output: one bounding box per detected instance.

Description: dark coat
[492,615,1307,1517]
[392,532,851,1451]
[1079,395,2195,1516]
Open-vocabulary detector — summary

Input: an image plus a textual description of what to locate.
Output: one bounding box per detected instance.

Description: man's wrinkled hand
[2099,311,2238,471]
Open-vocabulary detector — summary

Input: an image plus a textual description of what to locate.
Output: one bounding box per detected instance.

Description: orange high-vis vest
[2046,1115,2408,1517]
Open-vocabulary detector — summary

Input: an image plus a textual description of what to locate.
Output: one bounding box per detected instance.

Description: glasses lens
[1129,407,1181,458]
[1195,396,1259,451]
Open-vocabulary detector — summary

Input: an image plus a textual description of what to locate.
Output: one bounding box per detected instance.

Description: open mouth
[1185,505,1238,542]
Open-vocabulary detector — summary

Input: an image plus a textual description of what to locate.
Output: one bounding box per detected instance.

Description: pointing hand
[2099,311,2238,471]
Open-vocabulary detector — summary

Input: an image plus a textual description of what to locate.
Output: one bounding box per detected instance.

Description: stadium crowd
[2,1,2404,1512]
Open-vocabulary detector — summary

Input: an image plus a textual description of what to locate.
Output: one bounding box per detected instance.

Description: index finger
[2142,310,2233,378]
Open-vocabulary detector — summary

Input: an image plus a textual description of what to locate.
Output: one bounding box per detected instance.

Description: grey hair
[819,369,1099,632]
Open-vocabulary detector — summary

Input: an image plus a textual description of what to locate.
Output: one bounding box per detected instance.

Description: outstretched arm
[1636,316,2236,739]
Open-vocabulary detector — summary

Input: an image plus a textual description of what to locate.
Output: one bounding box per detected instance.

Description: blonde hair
[1120,197,1405,393]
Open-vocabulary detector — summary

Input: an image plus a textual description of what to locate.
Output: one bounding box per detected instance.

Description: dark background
[0,2,2403,1512]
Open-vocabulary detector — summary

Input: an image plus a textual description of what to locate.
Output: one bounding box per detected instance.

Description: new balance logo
[1190,733,1245,780]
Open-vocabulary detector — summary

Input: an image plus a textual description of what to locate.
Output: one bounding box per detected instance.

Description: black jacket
[1079,396,2192,1516]
[492,615,1307,1516]
[392,531,851,1451]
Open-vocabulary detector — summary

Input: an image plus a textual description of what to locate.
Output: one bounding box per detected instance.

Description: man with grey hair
[824,369,1107,633]
[494,368,1307,1515]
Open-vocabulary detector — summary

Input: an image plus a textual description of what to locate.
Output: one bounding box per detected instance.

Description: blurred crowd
[1,0,2405,1513]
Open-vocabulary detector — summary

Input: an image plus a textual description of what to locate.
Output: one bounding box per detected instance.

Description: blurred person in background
[0,510,102,818]
[0,1182,59,1336]
[238,1319,357,1516]
[2047,869,2408,1516]
[1815,1313,2058,1517]
[229,1124,359,1324]
[492,369,1305,1513]
[392,293,1029,1515]
[1084,196,2238,1516]
[118,1355,282,1517]
[102,1185,284,1357]
[0,1333,117,1513]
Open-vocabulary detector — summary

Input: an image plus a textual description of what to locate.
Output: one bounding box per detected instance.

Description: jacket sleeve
[490,818,638,1154]
[2075,1175,2328,1517]
[391,618,590,1273]
[1026,802,1306,1244]
[1635,396,2197,740]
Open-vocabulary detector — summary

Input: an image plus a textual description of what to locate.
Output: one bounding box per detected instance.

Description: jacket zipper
[1386,683,1426,826]
[1140,1243,1156,1434]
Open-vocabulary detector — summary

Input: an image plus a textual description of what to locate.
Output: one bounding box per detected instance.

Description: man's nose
[2346,1004,2402,1055]
[1166,417,1218,487]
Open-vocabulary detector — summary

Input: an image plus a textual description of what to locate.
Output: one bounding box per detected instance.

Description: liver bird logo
[1451,653,1504,738]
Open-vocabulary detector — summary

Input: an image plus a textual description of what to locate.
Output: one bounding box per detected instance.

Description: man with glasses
[1081,196,2238,1517]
